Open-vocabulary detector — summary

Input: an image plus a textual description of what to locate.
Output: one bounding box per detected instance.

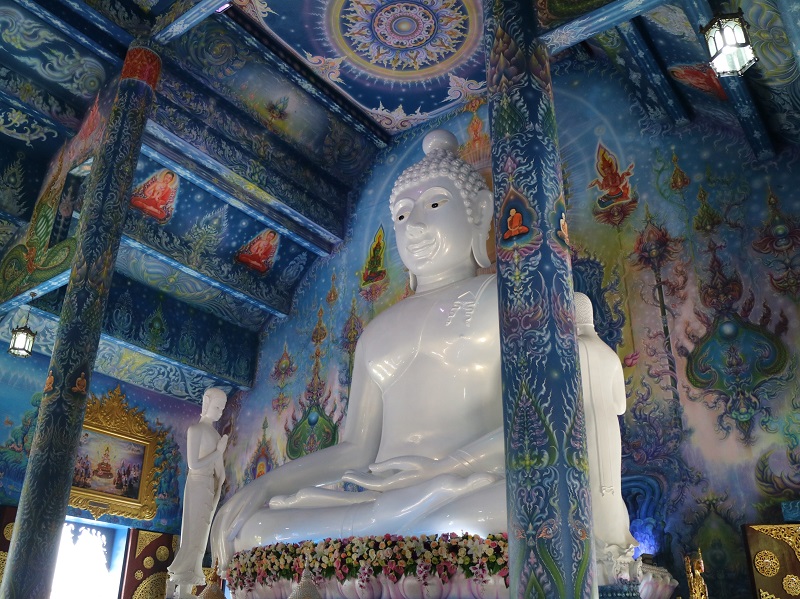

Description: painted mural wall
[0,343,201,535]
[224,55,800,599]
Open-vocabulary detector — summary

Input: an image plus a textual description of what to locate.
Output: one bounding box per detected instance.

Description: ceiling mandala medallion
[329,0,481,80]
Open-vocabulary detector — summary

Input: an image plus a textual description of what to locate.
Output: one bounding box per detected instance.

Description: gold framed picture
[69,386,165,520]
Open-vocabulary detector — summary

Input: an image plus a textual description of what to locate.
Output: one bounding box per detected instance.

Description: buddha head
[389,130,492,288]
[574,292,594,328]
[202,387,227,421]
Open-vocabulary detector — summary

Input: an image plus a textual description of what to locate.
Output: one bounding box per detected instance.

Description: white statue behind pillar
[575,292,638,594]
[210,130,509,573]
[169,387,229,598]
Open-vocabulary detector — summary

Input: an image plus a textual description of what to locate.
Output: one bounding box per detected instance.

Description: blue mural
[224,33,800,599]
[0,347,200,535]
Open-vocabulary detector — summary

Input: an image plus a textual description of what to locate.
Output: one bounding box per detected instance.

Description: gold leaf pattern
[155,545,170,562]
[760,590,779,599]
[136,531,162,558]
[143,556,155,569]
[3,523,12,541]
[132,571,168,599]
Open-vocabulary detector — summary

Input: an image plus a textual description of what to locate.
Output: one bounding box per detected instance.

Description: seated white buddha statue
[575,292,638,592]
[210,130,508,572]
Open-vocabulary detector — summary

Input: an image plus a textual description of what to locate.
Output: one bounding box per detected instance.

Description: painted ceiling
[0,0,798,402]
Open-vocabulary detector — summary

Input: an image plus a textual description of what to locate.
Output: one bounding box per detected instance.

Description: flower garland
[226,533,509,592]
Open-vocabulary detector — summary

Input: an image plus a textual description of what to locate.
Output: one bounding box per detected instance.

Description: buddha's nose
[406,221,426,236]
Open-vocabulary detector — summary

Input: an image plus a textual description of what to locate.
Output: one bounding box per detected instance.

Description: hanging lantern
[701,10,757,77]
[8,308,36,358]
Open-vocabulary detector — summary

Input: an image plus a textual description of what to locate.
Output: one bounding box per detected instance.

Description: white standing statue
[575,293,638,594]
[210,130,508,573]
[169,387,229,598]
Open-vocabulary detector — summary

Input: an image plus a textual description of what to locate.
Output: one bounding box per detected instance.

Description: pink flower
[623,351,640,367]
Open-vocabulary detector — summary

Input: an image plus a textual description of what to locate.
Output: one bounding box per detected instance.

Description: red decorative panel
[120,47,161,88]
[119,529,177,599]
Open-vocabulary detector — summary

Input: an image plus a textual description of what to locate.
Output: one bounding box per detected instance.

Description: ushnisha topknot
[574,292,595,327]
[389,130,490,226]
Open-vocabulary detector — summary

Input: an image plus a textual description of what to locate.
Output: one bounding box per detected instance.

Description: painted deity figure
[575,293,637,593]
[130,169,179,224]
[210,130,507,573]
[236,229,280,274]
[169,387,229,598]
[588,144,634,207]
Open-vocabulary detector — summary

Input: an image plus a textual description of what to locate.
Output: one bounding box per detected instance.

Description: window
[50,518,125,599]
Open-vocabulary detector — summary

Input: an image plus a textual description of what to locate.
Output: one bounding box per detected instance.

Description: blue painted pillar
[0,42,161,599]
[484,2,593,598]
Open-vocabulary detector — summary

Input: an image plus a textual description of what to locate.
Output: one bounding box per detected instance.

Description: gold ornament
[784,574,800,596]
[135,570,144,581]
[3,523,12,541]
[755,549,781,577]
[136,531,162,558]
[155,545,170,562]
[143,556,155,569]
[760,590,779,599]
[754,525,800,563]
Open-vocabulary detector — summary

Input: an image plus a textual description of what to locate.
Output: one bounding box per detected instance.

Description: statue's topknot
[390,129,489,227]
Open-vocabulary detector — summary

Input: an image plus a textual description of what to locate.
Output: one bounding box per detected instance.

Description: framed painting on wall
[69,386,165,520]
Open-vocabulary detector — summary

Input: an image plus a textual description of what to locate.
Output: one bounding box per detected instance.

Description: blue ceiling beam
[144,118,342,250]
[152,0,231,44]
[120,236,288,320]
[139,143,331,259]
[540,0,669,55]
[8,0,123,66]
[617,19,691,127]
[681,0,775,162]
[774,0,800,68]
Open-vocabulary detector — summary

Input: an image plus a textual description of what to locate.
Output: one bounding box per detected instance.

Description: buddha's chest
[365,277,499,392]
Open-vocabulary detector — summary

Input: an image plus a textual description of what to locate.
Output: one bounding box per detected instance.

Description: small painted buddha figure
[236,229,279,274]
[589,144,634,208]
[130,169,179,224]
[503,207,529,239]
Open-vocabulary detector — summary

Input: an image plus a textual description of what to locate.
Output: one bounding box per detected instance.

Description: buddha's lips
[407,238,437,257]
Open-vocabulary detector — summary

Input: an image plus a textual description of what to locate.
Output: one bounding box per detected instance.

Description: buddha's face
[391,176,473,277]
[203,392,226,421]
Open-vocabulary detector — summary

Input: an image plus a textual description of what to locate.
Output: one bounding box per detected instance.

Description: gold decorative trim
[760,590,778,599]
[3,523,12,542]
[132,571,168,599]
[68,386,166,520]
[0,550,6,583]
[755,549,781,577]
[172,536,179,552]
[753,525,800,563]
[137,531,162,558]
[143,556,155,569]
[155,545,170,562]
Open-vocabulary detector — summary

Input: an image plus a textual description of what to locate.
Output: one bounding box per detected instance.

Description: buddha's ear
[471,189,493,268]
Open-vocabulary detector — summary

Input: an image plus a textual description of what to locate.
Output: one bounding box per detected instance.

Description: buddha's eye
[426,197,447,210]
[397,215,405,221]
